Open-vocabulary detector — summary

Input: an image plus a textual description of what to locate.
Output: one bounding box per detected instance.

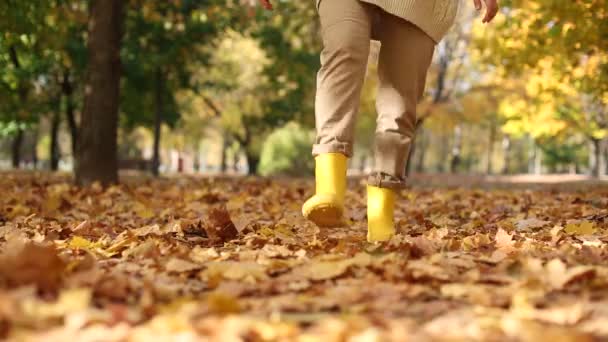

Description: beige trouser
[312,0,435,190]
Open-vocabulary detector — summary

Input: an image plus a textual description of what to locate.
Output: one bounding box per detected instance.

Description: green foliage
[538,135,588,171]
[259,122,314,176]
[250,0,321,128]
[0,121,29,138]
[121,1,227,130]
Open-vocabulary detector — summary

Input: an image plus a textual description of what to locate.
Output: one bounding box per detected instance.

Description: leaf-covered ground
[1,173,607,341]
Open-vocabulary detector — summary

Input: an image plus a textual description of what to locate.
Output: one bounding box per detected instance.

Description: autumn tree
[474,0,608,177]
[196,30,272,174]
[121,0,232,176]
[0,1,51,168]
[407,4,478,175]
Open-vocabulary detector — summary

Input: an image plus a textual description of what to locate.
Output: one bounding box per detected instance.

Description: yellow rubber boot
[367,185,396,242]
[302,153,347,227]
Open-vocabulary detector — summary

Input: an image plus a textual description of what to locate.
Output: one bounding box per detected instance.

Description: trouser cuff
[312,142,353,157]
[367,172,407,190]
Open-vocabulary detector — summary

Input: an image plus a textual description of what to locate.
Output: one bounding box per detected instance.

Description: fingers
[482,0,498,23]
[473,0,482,11]
[259,0,273,10]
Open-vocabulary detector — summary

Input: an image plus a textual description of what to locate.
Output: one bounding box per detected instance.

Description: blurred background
[0,0,606,183]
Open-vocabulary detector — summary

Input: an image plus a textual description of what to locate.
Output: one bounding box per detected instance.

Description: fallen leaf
[0,240,65,291]
[134,202,155,219]
[564,221,597,235]
[68,236,103,250]
[516,218,550,231]
[20,288,91,320]
[206,292,241,314]
[295,253,371,282]
[203,205,238,244]
[495,228,516,253]
[202,261,267,284]
[545,259,596,290]
[165,258,202,273]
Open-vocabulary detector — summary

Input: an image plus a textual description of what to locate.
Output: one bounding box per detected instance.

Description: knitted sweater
[316,0,459,43]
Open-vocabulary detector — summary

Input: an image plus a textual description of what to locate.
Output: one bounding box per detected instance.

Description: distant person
[260,0,498,242]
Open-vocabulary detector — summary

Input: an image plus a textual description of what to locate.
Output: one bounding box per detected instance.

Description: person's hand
[474,0,498,23]
[259,0,273,10]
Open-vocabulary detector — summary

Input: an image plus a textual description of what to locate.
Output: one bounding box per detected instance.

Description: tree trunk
[8,45,28,169]
[450,125,462,173]
[220,136,229,173]
[231,149,240,172]
[533,142,542,175]
[589,138,604,178]
[75,0,125,186]
[604,140,608,176]
[11,128,24,169]
[246,152,259,175]
[31,125,39,169]
[415,127,428,173]
[193,142,201,173]
[50,98,61,171]
[501,136,511,174]
[527,137,535,174]
[151,67,164,177]
[359,154,367,172]
[405,138,415,177]
[49,108,61,171]
[437,136,449,173]
[62,70,78,157]
[486,122,496,174]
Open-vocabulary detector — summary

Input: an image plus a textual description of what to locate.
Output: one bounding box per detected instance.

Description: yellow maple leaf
[68,236,102,250]
[564,221,596,235]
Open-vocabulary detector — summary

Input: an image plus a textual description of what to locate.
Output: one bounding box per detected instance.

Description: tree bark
[604,140,608,176]
[62,70,78,157]
[527,137,535,174]
[406,119,426,176]
[231,149,240,172]
[501,136,511,174]
[486,121,496,174]
[8,45,28,169]
[151,67,164,176]
[11,128,24,169]
[75,0,125,186]
[245,152,259,175]
[50,98,61,171]
[415,126,428,173]
[450,125,462,173]
[232,123,257,175]
[220,136,229,173]
[437,136,449,173]
[31,124,39,169]
[532,142,542,175]
[359,154,367,172]
[589,138,604,178]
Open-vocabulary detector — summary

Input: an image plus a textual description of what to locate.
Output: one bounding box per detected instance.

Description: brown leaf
[297,253,372,281]
[94,273,131,301]
[165,258,202,273]
[0,240,65,291]
[206,292,242,315]
[203,205,238,244]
